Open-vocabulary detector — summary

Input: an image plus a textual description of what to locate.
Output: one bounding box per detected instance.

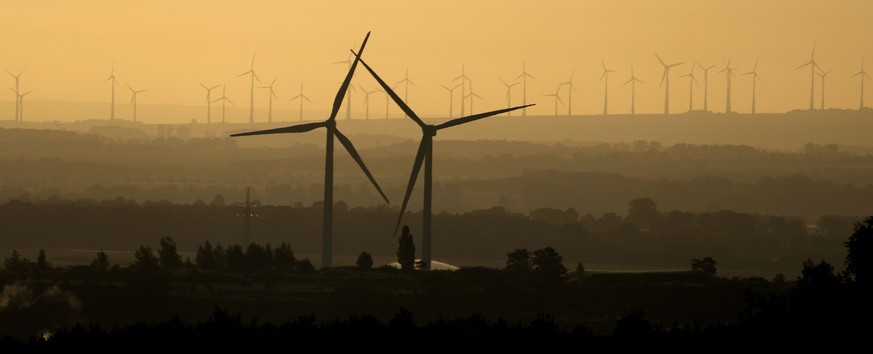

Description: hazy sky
[2,0,872,122]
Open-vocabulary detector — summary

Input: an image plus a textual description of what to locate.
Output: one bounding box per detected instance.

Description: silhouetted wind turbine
[795,42,821,110]
[696,63,717,112]
[396,68,415,119]
[360,84,380,120]
[353,50,533,271]
[199,82,220,124]
[817,68,832,110]
[212,83,234,123]
[719,59,738,113]
[465,83,483,115]
[105,65,119,120]
[333,54,355,120]
[6,69,24,122]
[288,83,311,121]
[743,60,761,114]
[623,65,644,115]
[440,83,461,119]
[515,61,535,116]
[454,63,471,116]
[238,52,260,124]
[499,78,520,116]
[15,91,31,123]
[851,59,870,109]
[561,70,578,116]
[679,66,698,112]
[655,53,684,115]
[600,61,616,115]
[127,84,145,123]
[544,86,563,117]
[260,76,278,123]
[231,33,388,269]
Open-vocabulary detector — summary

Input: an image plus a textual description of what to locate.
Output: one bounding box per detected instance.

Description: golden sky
[2,0,872,122]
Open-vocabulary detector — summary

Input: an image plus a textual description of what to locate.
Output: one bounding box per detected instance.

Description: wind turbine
[623,65,644,115]
[817,68,832,110]
[15,91,31,123]
[562,70,578,116]
[499,78,520,116]
[440,83,461,119]
[231,33,388,269]
[360,84,380,120]
[212,83,234,124]
[515,61,535,116]
[333,53,355,120]
[199,82,220,124]
[260,76,278,123]
[655,52,684,115]
[743,60,762,114]
[238,52,260,124]
[127,84,146,123]
[384,85,396,119]
[697,63,717,112]
[600,61,616,115]
[719,59,738,113]
[544,86,563,117]
[851,59,870,109]
[288,83,311,121]
[454,63,471,116]
[105,65,119,120]
[6,69,24,122]
[464,83,483,115]
[352,50,533,271]
[679,66,698,112]
[396,68,415,119]
[795,42,821,110]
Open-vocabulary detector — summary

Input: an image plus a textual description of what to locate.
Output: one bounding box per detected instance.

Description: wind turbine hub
[325,119,337,128]
[424,126,437,136]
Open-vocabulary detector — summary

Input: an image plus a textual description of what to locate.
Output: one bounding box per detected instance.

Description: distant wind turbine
[679,66,698,112]
[199,82,220,124]
[454,63,471,116]
[719,59,738,113]
[11,90,31,123]
[464,83,483,115]
[696,63,717,112]
[353,50,533,271]
[562,70,578,116]
[105,64,119,120]
[499,78,520,116]
[231,32,387,269]
[212,83,234,124]
[396,68,415,119]
[127,84,145,123]
[623,65,644,115]
[817,68,832,110]
[795,42,821,110]
[851,59,870,109]
[544,86,563,117]
[6,69,24,122]
[600,61,616,115]
[288,83,311,121]
[515,61,535,116]
[360,84,380,120]
[260,76,278,123]
[655,52,684,115]
[743,60,762,114]
[440,83,461,119]
[333,54,355,120]
[238,52,260,124]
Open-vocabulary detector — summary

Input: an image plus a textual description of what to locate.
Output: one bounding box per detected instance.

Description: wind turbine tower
[396,68,415,119]
[238,53,260,124]
[15,91,32,123]
[200,82,220,124]
[360,85,380,120]
[440,83,461,119]
[719,59,738,113]
[655,53,684,115]
[744,60,761,114]
[105,65,118,120]
[623,65,644,115]
[333,54,355,119]
[127,84,146,123]
[544,86,563,117]
[679,66,698,112]
[697,63,717,112]
[260,76,278,123]
[818,68,832,110]
[7,70,24,122]
[600,61,616,115]
[288,83,311,121]
[516,61,535,116]
[562,70,578,116]
[465,83,483,115]
[455,63,471,116]
[795,42,821,110]
[499,78,520,116]
[851,59,870,109]
[212,83,234,124]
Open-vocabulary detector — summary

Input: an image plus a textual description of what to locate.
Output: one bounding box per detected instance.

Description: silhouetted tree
[133,246,159,269]
[225,245,245,271]
[575,262,585,278]
[626,197,659,230]
[397,226,416,271]
[356,251,374,269]
[36,249,49,271]
[91,250,110,271]
[195,241,217,270]
[273,242,296,271]
[532,247,567,279]
[209,194,226,207]
[690,257,717,275]
[158,237,182,269]
[3,249,30,273]
[505,249,532,273]
[212,244,226,270]
[245,243,271,271]
[845,216,873,286]
[296,258,315,273]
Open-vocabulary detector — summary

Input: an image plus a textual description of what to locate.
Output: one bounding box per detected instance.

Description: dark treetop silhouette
[352,48,533,271]
[230,32,388,268]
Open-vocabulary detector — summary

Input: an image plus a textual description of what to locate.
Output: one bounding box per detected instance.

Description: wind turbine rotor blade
[499,78,509,86]
[393,139,427,237]
[210,85,220,90]
[436,104,534,130]
[624,78,633,86]
[654,52,665,66]
[230,121,326,137]
[237,71,251,77]
[199,82,207,90]
[127,84,133,92]
[352,51,426,128]
[328,32,370,121]
[226,98,235,105]
[304,96,312,103]
[334,129,389,204]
